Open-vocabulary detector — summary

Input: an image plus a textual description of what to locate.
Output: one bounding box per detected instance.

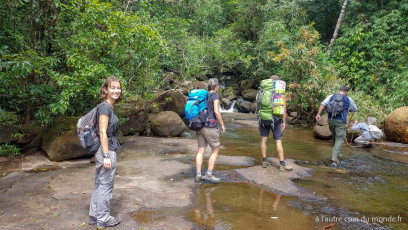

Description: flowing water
[185,113,408,229]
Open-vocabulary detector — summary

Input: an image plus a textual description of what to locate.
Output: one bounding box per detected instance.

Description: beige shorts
[196,127,220,149]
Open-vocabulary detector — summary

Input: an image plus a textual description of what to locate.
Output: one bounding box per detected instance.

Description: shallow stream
[185,113,408,229]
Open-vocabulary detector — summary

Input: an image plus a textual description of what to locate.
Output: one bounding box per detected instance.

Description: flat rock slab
[373,141,408,148]
[235,158,316,198]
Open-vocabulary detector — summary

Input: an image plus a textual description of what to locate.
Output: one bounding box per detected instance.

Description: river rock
[0,124,44,150]
[154,89,187,117]
[115,95,148,136]
[178,80,193,96]
[290,112,298,118]
[151,111,186,137]
[192,81,207,90]
[0,125,19,144]
[221,98,232,110]
[313,124,333,140]
[242,89,258,102]
[317,114,329,126]
[163,72,178,86]
[384,106,408,143]
[251,103,257,113]
[239,79,254,91]
[238,101,252,113]
[41,117,89,161]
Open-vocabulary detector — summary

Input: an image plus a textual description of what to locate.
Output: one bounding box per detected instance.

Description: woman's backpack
[184,89,209,131]
[76,102,109,154]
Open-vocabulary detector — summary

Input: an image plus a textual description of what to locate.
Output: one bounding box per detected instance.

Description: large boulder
[384,106,408,143]
[178,80,193,96]
[250,103,257,113]
[151,111,187,137]
[41,117,89,161]
[163,72,178,87]
[115,95,149,136]
[241,89,258,102]
[238,101,252,113]
[313,114,332,140]
[313,124,333,140]
[192,81,207,90]
[154,90,187,117]
[0,125,19,144]
[239,80,254,91]
[221,98,232,110]
[0,124,44,150]
[317,113,329,126]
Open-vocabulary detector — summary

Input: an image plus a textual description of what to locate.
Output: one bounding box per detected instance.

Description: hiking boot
[194,174,203,183]
[89,216,97,225]
[96,216,121,229]
[279,164,293,171]
[362,143,373,148]
[329,161,338,168]
[203,173,220,184]
[261,161,269,168]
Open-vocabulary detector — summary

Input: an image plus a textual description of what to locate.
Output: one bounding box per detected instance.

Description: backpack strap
[206,93,217,124]
[255,88,264,125]
[188,100,200,114]
[269,86,275,129]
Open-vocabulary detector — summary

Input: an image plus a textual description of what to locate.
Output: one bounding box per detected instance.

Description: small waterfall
[221,100,238,113]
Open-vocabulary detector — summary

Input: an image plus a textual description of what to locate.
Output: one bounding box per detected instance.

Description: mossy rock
[115,95,148,136]
[41,116,90,161]
[153,89,187,117]
[0,123,44,150]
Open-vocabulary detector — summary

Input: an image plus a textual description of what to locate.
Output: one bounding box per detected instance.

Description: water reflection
[189,183,319,230]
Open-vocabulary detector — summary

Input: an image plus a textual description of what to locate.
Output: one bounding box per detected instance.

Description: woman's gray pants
[89,148,116,224]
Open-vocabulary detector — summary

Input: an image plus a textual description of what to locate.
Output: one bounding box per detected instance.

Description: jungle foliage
[1,0,407,125]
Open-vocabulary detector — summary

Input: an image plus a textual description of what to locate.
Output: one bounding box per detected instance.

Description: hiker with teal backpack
[88,76,122,229]
[194,78,225,183]
[316,85,357,167]
[256,75,293,171]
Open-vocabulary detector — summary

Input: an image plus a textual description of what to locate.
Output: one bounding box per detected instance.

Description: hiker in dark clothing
[89,76,123,229]
[316,85,357,167]
[194,78,225,184]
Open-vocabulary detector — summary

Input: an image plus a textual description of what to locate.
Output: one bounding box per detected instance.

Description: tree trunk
[329,0,348,49]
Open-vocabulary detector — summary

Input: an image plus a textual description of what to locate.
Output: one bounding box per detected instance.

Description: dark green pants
[328,119,346,163]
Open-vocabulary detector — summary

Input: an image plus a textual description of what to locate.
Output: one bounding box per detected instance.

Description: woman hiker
[194,78,226,183]
[89,76,123,229]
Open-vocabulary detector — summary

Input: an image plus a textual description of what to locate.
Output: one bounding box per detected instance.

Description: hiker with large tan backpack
[316,85,358,167]
[256,75,293,171]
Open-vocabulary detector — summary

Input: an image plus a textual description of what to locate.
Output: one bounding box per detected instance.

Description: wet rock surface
[0,134,312,229]
[1,114,407,229]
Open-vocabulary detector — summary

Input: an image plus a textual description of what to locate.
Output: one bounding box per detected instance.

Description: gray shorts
[196,127,220,149]
[259,117,283,140]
